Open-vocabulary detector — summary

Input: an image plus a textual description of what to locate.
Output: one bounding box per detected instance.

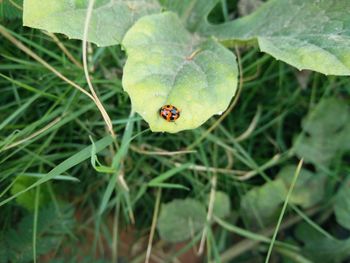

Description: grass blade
[265,159,304,263]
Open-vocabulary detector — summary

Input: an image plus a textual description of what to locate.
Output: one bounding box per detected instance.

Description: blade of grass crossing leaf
[292,206,335,240]
[0,135,114,207]
[265,159,304,263]
[213,130,334,239]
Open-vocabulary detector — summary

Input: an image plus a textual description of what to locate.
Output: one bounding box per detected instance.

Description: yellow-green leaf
[23,0,161,46]
[203,0,350,75]
[122,12,238,133]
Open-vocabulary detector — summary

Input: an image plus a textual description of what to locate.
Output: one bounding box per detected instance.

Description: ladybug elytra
[159,105,180,122]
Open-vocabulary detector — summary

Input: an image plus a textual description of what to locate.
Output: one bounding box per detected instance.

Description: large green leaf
[10,176,50,211]
[334,177,350,230]
[295,208,350,263]
[157,198,206,243]
[211,191,231,219]
[294,98,350,167]
[2,204,75,262]
[202,0,350,75]
[240,179,287,227]
[122,12,238,133]
[23,0,161,46]
[240,166,324,227]
[303,237,350,263]
[278,165,326,208]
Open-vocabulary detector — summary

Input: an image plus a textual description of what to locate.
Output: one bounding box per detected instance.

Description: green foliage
[278,165,326,208]
[122,12,238,132]
[241,166,326,226]
[303,237,350,263]
[0,204,75,263]
[294,98,350,167]
[334,177,350,230]
[10,176,50,211]
[212,191,231,219]
[22,0,350,132]
[0,0,22,21]
[203,0,350,75]
[23,0,161,46]
[157,198,206,242]
[240,179,286,226]
[1,0,350,261]
[296,222,350,262]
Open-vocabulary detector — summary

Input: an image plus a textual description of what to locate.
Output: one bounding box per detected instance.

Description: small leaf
[23,0,161,46]
[303,237,350,263]
[4,204,75,262]
[203,0,350,75]
[294,98,350,167]
[278,165,326,208]
[294,222,325,244]
[157,198,206,242]
[10,176,50,211]
[122,12,238,133]
[211,191,231,219]
[240,179,287,227]
[334,177,350,230]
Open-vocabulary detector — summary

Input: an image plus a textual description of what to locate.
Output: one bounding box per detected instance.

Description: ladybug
[159,105,180,122]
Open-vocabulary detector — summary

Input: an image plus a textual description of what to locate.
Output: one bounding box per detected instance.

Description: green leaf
[10,176,50,211]
[122,12,238,133]
[294,98,350,167]
[334,177,350,230]
[240,179,287,227]
[0,0,23,21]
[157,198,206,242]
[4,204,75,262]
[302,237,350,263]
[203,0,350,75]
[23,0,161,46]
[211,191,231,219]
[294,222,325,244]
[297,219,350,263]
[278,166,326,208]
[0,135,113,208]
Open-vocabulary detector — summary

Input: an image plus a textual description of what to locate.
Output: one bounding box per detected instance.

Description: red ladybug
[159,105,180,122]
